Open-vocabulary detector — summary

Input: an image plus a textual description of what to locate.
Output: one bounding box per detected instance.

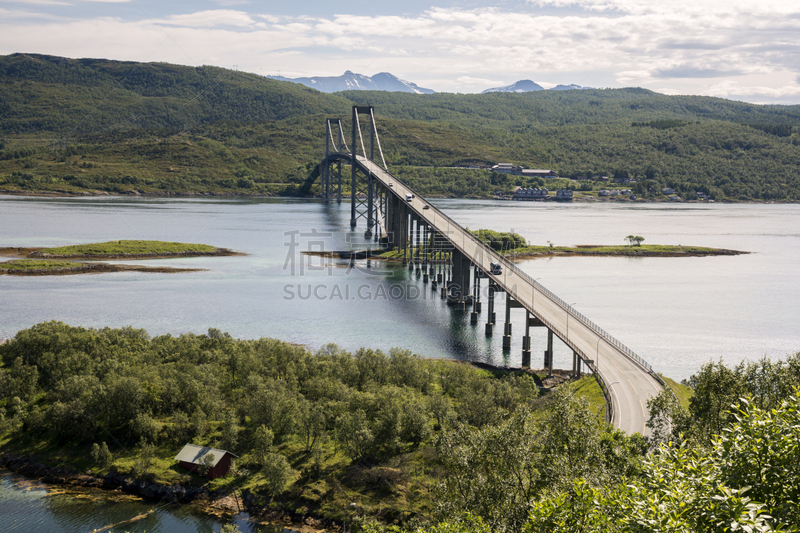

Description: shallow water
[0,469,294,533]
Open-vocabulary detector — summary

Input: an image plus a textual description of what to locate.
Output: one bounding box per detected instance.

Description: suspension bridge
[317,106,665,435]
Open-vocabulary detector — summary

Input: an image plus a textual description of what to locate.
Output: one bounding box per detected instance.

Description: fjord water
[0,470,288,532]
[2,195,800,532]
[1,195,799,382]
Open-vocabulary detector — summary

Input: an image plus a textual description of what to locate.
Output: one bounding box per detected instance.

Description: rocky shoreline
[0,452,336,532]
[0,452,209,503]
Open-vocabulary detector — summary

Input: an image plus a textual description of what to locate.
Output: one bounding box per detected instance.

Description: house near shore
[175,444,238,479]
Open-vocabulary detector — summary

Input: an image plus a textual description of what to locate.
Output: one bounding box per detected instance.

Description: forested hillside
[1,53,800,200]
[2,322,799,532]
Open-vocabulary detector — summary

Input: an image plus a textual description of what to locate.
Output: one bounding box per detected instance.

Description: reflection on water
[1,196,799,381]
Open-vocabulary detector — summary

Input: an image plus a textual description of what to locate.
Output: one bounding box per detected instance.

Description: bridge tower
[351,105,379,234]
[322,118,347,203]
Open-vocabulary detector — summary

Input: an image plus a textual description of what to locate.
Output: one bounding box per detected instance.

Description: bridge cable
[356,113,368,160]
[328,126,339,153]
[339,124,350,153]
[370,110,389,171]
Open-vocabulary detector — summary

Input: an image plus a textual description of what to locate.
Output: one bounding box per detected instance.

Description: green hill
[1,53,799,200]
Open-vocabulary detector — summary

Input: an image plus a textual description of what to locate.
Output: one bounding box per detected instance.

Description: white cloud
[5,0,72,5]
[153,10,260,29]
[457,76,504,86]
[1,2,799,102]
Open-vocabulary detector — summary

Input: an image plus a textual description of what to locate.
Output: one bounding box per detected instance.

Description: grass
[0,259,84,271]
[564,376,608,421]
[504,244,730,256]
[41,240,217,256]
[660,375,693,410]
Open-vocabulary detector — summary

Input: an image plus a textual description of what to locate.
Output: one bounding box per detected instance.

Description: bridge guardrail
[413,189,655,373]
[357,157,661,411]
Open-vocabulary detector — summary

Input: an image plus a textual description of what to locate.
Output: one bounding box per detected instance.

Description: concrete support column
[448,248,462,303]
[485,282,495,335]
[475,269,482,312]
[401,207,409,265]
[502,292,512,350]
[545,329,554,376]
[410,216,416,268]
[470,266,479,324]
[522,310,532,368]
[422,225,429,283]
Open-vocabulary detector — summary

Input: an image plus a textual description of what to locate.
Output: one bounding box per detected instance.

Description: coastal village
[484,163,713,202]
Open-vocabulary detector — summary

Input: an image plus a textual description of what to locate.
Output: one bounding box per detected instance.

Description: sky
[2,0,800,104]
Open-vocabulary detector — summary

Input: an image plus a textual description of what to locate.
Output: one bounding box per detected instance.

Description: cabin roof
[174,444,237,467]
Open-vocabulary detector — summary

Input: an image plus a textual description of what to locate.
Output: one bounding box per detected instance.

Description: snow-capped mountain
[482,80,592,93]
[481,80,544,93]
[268,71,435,94]
[551,84,589,91]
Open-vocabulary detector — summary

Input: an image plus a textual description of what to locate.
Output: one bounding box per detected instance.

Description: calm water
[2,195,798,381]
[2,195,800,531]
[0,470,292,532]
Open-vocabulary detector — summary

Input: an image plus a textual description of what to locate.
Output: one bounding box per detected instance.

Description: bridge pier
[544,329,554,377]
[502,293,512,350]
[470,265,480,324]
[573,351,583,377]
[485,281,496,335]
[422,224,429,283]
[522,310,532,368]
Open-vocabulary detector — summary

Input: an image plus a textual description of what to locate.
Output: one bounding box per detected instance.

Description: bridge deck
[355,156,663,435]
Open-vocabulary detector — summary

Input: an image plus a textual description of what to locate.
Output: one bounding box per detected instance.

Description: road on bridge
[358,156,663,435]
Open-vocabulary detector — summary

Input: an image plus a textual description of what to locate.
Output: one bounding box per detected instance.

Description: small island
[473,229,747,259]
[501,243,747,260]
[304,230,747,262]
[0,240,241,275]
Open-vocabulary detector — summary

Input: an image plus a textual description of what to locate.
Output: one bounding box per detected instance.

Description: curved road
[354,155,664,435]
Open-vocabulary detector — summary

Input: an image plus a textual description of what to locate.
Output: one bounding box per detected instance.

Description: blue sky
[2,0,800,104]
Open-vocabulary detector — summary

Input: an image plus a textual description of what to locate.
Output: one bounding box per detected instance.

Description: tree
[198,452,215,477]
[299,400,326,452]
[435,406,543,532]
[91,441,113,468]
[645,389,689,447]
[262,452,294,498]
[252,424,275,465]
[133,439,156,479]
[221,410,239,451]
[625,235,644,246]
[334,409,374,462]
[526,393,800,532]
[715,395,800,529]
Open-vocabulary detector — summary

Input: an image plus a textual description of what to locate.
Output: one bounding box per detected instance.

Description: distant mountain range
[270,72,590,95]
[268,71,435,94]
[481,80,591,93]
[482,80,544,93]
